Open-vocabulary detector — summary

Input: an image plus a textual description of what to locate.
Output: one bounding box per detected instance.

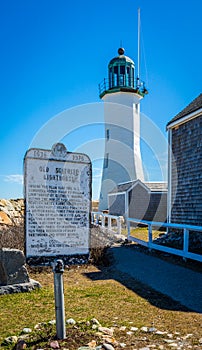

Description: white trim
[127,179,150,194]
[117,180,134,186]
[108,191,126,196]
[167,129,172,223]
[167,108,202,129]
[150,191,167,194]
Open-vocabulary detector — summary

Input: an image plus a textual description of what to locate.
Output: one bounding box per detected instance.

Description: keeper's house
[108,180,167,222]
[167,93,202,226]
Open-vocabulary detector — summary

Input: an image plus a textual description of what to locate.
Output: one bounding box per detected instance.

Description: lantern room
[99,48,148,99]
[108,47,135,89]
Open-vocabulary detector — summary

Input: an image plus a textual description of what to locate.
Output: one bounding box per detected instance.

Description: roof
[109,55,134,66]
[144,182,168,192]
[167,93,202,127]
[109,180,167,194]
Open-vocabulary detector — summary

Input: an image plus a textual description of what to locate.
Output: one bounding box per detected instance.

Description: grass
[0,224,202,349]
[121,226,163,242]
[0,264,202,349]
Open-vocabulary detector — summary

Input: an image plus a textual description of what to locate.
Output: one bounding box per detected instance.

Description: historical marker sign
[24,143,92,265]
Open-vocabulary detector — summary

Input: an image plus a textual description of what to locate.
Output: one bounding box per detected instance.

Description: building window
[104,153,109,168]
[106,129,110,140]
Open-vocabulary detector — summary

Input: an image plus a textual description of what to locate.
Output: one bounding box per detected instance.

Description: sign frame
[24,143,92,266]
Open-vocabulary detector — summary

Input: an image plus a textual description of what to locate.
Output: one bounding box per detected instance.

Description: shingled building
[167,93,202,226]
[108,180,167,222]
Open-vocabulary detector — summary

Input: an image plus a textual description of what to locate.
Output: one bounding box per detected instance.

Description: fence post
[117,216,121,235]
[183,228,189,261]
[95,214,98,225]
[108,216,111,230]
[148,224,153,250]
[127,219,130,240]
[101,214,105,227]
[91,213,94,225]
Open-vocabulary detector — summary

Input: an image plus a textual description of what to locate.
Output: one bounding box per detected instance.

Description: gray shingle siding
[108,180,167,222]
[144,192,167,222]
[128,183,150,219]
[108,193,125,216]
[170,115,202,225]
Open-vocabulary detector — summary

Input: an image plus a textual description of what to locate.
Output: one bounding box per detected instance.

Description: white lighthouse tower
[99,47,148,211]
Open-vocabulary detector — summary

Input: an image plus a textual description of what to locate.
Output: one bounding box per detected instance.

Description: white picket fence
[91,212,202,262]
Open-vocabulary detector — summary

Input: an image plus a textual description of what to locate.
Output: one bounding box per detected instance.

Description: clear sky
[0,0,201,200]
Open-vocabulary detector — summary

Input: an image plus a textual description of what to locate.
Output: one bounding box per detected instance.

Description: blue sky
[0,0,201,199]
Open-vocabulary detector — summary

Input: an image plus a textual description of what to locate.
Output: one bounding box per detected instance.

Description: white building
[98,48,148,211]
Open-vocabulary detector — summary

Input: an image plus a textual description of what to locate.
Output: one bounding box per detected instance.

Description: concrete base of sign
[0,279,41,295]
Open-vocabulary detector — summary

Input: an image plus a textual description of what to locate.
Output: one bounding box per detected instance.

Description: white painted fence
[91,212,202,262]
[91,211,122,235]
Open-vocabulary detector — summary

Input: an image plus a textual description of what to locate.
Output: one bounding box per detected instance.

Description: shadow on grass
[85,245,200,313]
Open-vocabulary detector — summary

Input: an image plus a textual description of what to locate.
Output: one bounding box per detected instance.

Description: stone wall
[0,199,24,226]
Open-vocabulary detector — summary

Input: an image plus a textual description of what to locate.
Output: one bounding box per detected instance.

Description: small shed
[108,179,167,222]
[167,93,202,225]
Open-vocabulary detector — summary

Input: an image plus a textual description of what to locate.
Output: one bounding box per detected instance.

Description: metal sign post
[52,259,66,339]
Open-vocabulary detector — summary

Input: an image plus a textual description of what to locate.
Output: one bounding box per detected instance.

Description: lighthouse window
[131,67,134,87]
[104,153,109,168]
[114,66,118,74]
[113,66,118,86]
[126,66,131,86]
[120,66,125,75]
[106,129,110,140]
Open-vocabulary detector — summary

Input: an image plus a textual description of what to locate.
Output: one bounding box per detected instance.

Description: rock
[66,317,76,325]
[100,336,117,345]
[149,327,157,332]
[126,331,133,335]
[50,340,60,349]
[0,279,41,295]
[92,324,98,330]
[167,333,173,338]
[0,248,30,285]
[3,336,18,345]
[119,343,126,348]
[119,326,127,331]
[130,326,138,331]
[164,339,175,343]
[102,344,115,350]
[48,320,56,325]
[22,328,32,334]
[87,340,97,347]
[98,327,114,336]
[140,326,149,332]
[91,318,101,325]
[155,330,167,335]
[0,211,12,225]
[0,199,24,226]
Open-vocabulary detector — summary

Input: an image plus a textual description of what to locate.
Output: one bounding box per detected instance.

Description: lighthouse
[98,47,148,211]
